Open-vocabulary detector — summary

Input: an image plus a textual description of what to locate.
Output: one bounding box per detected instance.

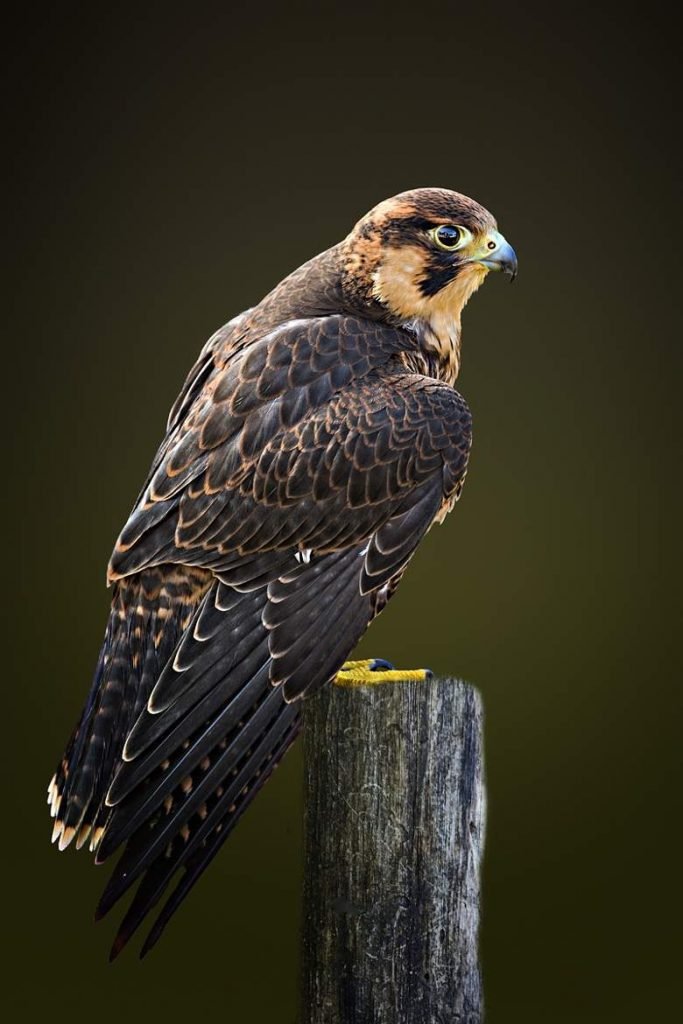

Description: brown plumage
[48,187,517,958]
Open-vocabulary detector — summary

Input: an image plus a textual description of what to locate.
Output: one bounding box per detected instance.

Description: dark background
[6,4,680,1020]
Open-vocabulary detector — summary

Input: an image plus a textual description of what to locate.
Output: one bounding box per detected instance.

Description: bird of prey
[48,187,517,958]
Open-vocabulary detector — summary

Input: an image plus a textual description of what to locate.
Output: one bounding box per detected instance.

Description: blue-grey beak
[476,231,518,281]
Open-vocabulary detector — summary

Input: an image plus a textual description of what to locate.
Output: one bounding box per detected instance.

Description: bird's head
[341,187,517,379]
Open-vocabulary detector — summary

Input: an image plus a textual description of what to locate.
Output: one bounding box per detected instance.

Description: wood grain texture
[301,677,486,1024]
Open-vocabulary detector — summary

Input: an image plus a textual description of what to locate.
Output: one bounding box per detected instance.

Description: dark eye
[429,224,472,251]
[436,225,460,247]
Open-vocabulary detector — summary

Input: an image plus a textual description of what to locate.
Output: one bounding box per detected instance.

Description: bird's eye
[430,224,472,251]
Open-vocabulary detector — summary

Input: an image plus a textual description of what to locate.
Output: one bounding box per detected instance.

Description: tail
[47,566,211,852]
[50,545,375,958]
[94,545,374,958]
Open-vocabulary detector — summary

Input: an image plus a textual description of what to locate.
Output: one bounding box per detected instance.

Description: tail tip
[58,825,77,851]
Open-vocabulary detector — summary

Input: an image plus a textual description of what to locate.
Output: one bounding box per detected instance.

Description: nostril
[487,240,497,250]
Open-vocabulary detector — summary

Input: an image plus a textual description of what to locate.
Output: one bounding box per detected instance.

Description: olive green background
[6,4,680,1021]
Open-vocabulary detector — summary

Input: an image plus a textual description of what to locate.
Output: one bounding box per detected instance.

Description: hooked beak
[474,230,518,281]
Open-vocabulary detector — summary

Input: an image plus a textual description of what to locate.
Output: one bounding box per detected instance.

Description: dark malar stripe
[419,260,460,297]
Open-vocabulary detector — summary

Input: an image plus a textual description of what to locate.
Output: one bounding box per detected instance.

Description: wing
[93,316,472,955]
[108,314,468,585]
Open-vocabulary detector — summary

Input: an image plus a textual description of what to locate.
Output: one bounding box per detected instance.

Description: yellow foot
[334,658,432,687]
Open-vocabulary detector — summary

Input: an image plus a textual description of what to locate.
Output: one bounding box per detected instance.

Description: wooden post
[301,677,486,1024]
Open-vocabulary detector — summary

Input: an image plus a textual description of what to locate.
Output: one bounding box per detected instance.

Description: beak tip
[501,241,518,281]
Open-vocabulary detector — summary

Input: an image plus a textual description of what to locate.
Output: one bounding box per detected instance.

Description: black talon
[369,658,395,671]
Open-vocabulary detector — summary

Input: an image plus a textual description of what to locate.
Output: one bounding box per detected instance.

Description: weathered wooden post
[301,677,486,1024]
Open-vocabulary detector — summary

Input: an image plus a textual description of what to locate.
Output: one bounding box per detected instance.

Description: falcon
[48,187,517,958]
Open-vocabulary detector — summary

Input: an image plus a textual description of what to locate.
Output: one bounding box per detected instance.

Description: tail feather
[49,607,135,851]
[48,567,211,852]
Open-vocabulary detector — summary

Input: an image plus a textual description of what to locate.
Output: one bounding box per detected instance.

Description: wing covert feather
[108,314,471,583]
